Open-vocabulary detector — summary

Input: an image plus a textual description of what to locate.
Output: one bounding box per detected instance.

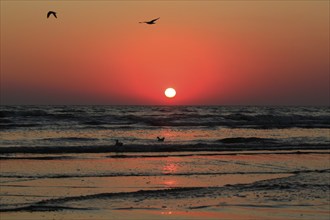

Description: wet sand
[1,151,329,219]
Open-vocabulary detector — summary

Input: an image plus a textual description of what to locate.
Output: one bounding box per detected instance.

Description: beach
[1,106,329,219]
[2,0,329,218]
[1,151,329,219]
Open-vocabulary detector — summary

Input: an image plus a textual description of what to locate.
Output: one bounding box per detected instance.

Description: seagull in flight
[47,11,57,18]
[139,17,160,25]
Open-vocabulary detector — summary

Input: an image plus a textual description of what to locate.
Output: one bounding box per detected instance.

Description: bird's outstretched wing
[139,17,160,24]
[150,17,160,23]
[47,11,57,18]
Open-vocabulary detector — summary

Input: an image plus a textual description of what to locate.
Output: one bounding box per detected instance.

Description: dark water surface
[1,106,329,153]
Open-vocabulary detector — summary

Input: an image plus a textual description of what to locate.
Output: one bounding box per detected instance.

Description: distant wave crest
[1,106,329,129]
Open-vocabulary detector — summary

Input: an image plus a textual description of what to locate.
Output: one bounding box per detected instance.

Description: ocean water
[0,105,329,153]
[1,106,329,218]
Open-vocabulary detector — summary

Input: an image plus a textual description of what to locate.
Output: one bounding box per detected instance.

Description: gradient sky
[1,0,329,105]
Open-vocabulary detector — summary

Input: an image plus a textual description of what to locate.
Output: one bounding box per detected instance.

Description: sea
[0,105,329,154]
[1,106,330,219]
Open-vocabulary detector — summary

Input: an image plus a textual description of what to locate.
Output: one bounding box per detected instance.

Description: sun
[165,88,176,98]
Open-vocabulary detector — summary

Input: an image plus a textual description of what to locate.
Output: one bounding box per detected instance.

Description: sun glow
[165,88,176,98]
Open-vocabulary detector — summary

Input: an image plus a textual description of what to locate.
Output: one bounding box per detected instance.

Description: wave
[0,187,203,212]
[224,113,330,129]
[1,142,329,154]
[3,169,327,180]
[0,118,13,123]
[1,106,329,129]
[39,187,204,203]
[1,151,328,161]
[0,205,91,212]
[42,137,98,142]
[113,113,330,128]
[217,137,276,144]
[0,109,50,117]
[0,123,41,129]
[0,156,75,160]
[2,169,328,212]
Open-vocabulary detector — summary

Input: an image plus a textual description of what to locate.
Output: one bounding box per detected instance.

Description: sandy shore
[1,151,329,219]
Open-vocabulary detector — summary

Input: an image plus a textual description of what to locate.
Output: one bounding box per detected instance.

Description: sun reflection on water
[162,162,178,174]
[163,180,177,187]
[162,159,180,187]
[161,211,173,215]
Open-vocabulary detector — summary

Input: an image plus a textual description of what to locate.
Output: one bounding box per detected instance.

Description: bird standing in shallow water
[114,140,124,153]
[139,17,160,25]
[157,137,165,142]
[47,11,57,18]
[115,140,123,146]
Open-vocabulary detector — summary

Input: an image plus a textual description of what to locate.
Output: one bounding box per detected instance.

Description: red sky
[1,1,329,105]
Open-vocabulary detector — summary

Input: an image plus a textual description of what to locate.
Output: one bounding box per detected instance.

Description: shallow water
[1,151,329,219]
[1,106,329,219]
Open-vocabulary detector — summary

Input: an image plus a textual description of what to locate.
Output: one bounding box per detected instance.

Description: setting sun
[165,88,176,98]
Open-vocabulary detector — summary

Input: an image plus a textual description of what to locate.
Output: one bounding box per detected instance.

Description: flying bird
[47,11,57,19]
[139,17,160,25]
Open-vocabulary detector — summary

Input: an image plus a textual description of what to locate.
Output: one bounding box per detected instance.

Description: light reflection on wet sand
[1,152,329,219]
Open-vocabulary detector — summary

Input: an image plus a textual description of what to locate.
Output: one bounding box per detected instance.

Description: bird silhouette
[115,140,124,147]
[47,11,57,19]
[157,137,165,142]
[139,17,160,25]
[114,140,124,153]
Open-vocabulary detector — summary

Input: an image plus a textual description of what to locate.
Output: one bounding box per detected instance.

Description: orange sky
[1,0,329,105]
